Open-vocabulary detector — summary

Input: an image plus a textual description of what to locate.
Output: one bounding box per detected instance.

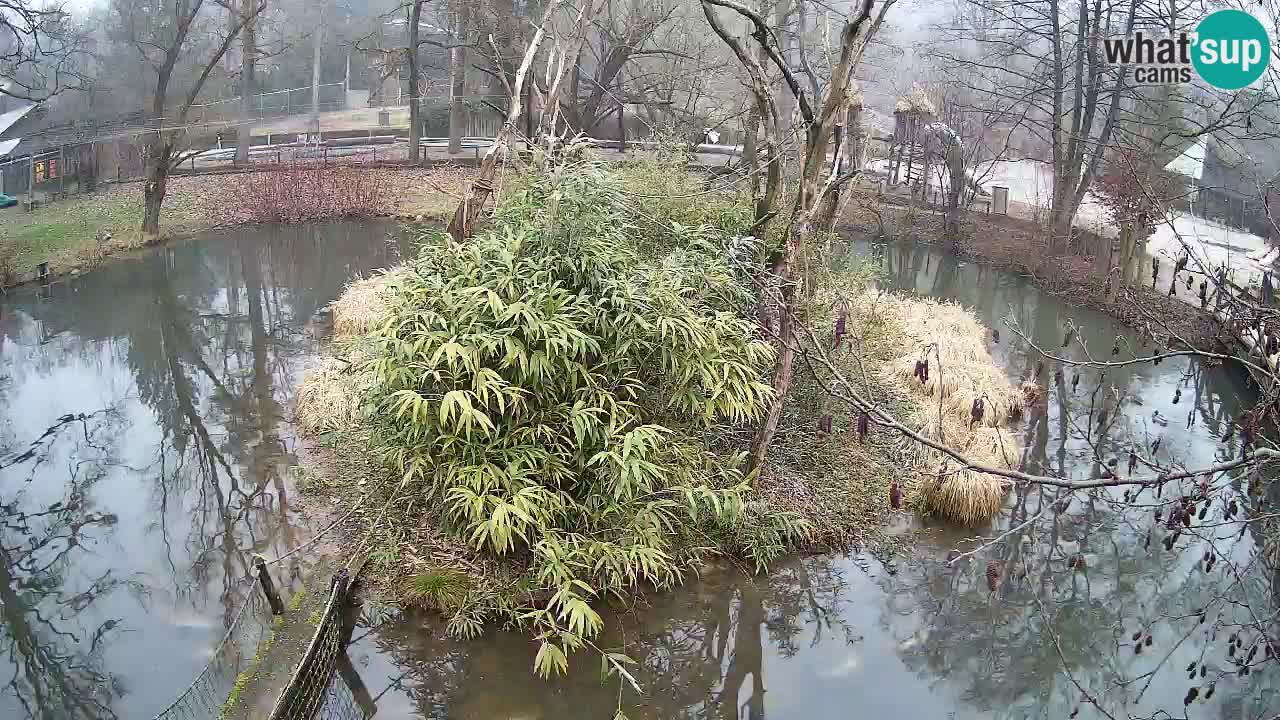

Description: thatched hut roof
[849,80,864,109]
[894,85,936,116]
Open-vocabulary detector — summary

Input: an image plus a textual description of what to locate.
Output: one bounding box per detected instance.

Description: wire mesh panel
[151,578,273,720]
[268,569,370,720]
[312,658,370,720]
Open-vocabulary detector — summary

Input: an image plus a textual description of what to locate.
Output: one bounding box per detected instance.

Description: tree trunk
[236,0,257,166]
[448,0,470,155]
[141,142,171,236]
[750,208,819,475]
[1048,169,1075,251]
[309,7,324,134]
[944,140,964,245]
[742,107,760,198]
[1104,223,1130,304]
[408,0,423,164]
[1121,225,1148,289]
[848,103,864,172]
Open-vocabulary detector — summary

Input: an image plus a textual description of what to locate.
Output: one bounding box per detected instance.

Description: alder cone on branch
[986,561,1002,591]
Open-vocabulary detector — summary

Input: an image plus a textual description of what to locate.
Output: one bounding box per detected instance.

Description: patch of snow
[1148,212,1274,287]
[0,138,19,158]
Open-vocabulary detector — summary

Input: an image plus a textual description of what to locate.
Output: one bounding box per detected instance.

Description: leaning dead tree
[699,0,892,473]
[446,0,603,242]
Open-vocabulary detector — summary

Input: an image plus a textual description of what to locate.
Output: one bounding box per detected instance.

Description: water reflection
[0,221,409,719]
[350,240,1278,719]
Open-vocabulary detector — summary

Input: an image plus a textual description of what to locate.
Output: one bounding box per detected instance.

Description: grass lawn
[0,183,205,279]
[0,166,472,285]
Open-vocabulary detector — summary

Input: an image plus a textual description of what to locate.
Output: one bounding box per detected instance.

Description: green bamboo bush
[361,154,805,674]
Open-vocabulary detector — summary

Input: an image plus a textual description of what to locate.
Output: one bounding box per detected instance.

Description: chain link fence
[146,561,373,720]
[150,578,274,720]
[268,569,375,720]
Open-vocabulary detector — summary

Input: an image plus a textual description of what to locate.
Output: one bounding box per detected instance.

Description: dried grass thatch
[911,414,1017,524]
[848,80,864,109]
[894,84,936,116]
[296,357,373,433]
[880,295,1023,427]
[331,268,409,339]
[1019,379,1043,405]
[864,292,1021,525]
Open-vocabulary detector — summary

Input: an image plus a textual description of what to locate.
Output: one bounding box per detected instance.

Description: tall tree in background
[235,0,259,165]
[406,0,423,163]
[447,0,469,154]
[115,0,265,234]
[309,3,325,133]
[1,0,86,101]
[928,0,1138,251]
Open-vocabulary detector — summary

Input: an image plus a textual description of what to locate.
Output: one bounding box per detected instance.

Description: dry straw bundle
[894,84,936,115]
[297,269,406,432]
[331,268,409,338]
[296,356,373,433]
[869,293,1022,524]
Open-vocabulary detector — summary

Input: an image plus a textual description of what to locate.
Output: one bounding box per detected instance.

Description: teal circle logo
[1193,9,1270,90]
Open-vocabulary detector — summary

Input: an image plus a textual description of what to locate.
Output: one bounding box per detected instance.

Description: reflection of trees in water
[871,242,1277,718]
[366,556,861,720]
[0,408,137,719]
[0,221,409,718]
[129,229,406,611]
[882,493,1279,717]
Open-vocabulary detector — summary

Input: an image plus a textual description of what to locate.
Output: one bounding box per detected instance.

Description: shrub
[229,164,397,223]
[361,157,788,673]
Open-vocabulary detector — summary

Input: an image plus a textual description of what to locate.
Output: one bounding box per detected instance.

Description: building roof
[1164,136,1206,181]
[0,103,36,138]
[0,138,20,159]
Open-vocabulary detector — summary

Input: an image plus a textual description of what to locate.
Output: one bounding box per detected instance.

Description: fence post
[617,104,626,153]
[254,555,285,615]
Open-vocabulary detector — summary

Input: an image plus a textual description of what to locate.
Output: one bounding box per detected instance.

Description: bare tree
[404,0,422,162]
[700,0,893,473]
[0,0,86,102]
[113,0,265,234]
[234,0,258,165]
[447,0,469,155]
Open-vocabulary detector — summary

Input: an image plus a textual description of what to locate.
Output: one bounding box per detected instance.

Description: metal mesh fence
[268,568,372,720]
[144,559,371,720]
[150,578,274,720]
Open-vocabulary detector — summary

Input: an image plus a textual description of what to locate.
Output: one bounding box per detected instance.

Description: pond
[1,226,1276,719]
[346,240,1279,719]
[0,220,411,719]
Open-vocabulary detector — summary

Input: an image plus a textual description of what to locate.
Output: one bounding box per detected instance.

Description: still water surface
[0,221,409,719]
[1,228,1276,719]
[348,240,1279,719]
